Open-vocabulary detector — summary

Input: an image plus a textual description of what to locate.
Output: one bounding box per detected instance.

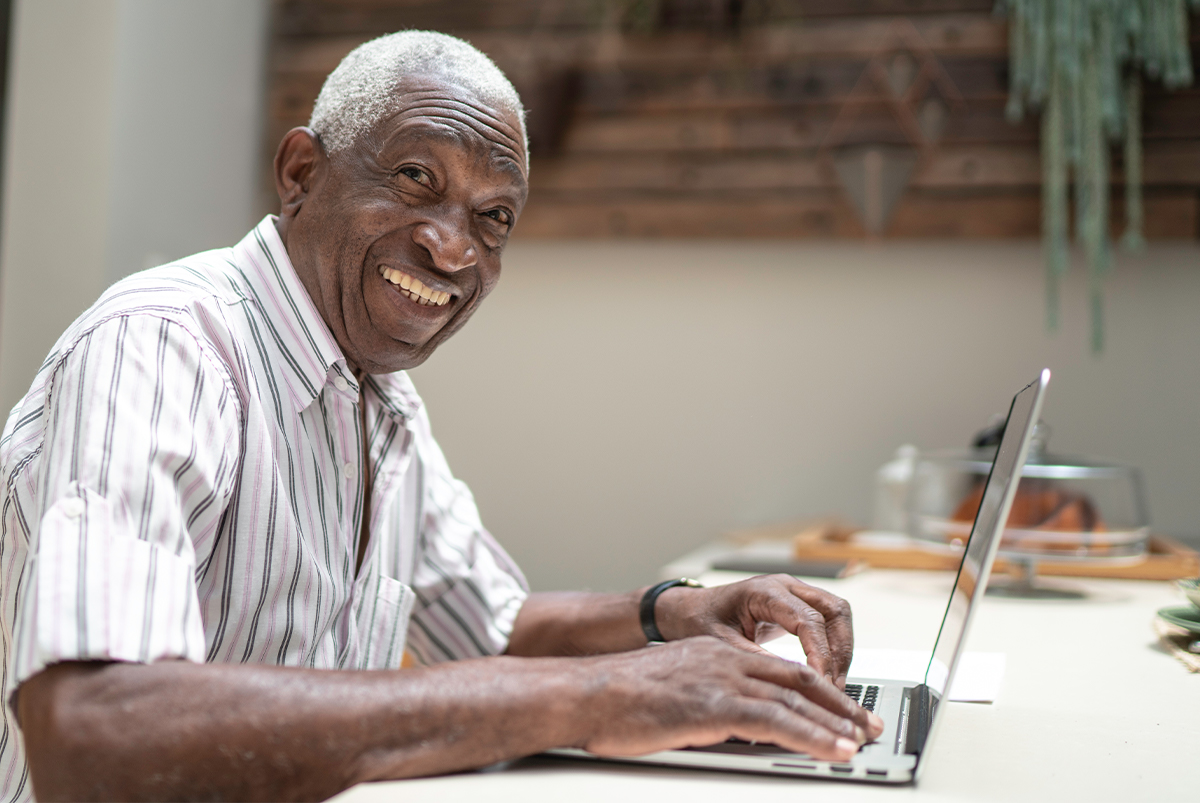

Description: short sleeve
[403,407,529,665]
[7,314,241,699]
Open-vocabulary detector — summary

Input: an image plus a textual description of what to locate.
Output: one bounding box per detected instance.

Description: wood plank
[726,13,1007,59]
[270,14,1008,76]
[793,0,994,16]
[550,92,1200,154]
[890,189,1197,237]
[554,101,1039,153]
[528,147,1037,192]
[1143,88,1200,142]
[1138,141,1200,185]
[273,0,597,37]
[271,0,1002,38]
[922,143,1200,188]
[514,191,866,238]
[565,57,1200,114]
[568,54,1011,108]
[529,143,1200,194]
[885,189,1042,236]
[1137,191,1200,238]
[514,188,1199,239]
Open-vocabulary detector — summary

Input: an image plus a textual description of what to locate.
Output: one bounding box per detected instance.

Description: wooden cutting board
[755,520,1200,581]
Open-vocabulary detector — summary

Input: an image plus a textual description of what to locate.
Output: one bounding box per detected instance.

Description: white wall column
[0,0,120,412]
[0,0,269,413]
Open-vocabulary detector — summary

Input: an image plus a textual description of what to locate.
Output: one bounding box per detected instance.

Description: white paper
[762,638,1006,703]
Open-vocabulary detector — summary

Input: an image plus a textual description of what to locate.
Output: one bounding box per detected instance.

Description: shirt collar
[232,216,421,420]
[364,371,424,421]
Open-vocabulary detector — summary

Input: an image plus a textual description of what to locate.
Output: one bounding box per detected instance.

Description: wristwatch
[639,577,704,643]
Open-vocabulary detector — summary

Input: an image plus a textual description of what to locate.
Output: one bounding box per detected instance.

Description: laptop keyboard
[843,684,880,712]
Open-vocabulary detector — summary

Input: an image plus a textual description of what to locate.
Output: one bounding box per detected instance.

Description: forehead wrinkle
[404,93,509,119]
[393,91,523,148]
[399,89,519,131]
[400,106,522,153]
[384,109,525,169]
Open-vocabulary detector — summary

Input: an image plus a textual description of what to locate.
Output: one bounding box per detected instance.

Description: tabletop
[334,552,1196,803]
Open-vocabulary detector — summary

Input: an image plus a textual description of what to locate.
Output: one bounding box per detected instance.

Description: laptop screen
[923,370,1049,696]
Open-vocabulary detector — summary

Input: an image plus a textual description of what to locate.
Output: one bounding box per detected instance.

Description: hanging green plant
[997,0,1198,352]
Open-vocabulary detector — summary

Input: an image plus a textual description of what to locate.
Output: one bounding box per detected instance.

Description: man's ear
[274,127,323,220]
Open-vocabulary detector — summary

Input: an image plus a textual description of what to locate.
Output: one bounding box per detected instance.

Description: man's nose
[411,218,478,273]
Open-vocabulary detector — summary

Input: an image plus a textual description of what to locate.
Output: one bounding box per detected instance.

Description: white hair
[309,30,527,159]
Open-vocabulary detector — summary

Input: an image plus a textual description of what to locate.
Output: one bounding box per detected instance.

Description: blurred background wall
[410,240,1200,591]
[0,0,1196,593]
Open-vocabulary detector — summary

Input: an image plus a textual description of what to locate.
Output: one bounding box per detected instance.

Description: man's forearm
[19,657,594,802]
[505,589,653,656]
[21,632,881,800]
[504,583,723,658]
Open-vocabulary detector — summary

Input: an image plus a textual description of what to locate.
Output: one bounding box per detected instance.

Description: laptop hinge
[903,684,937,756]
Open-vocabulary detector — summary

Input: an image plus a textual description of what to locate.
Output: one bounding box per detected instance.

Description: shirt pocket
[358,575,415,670]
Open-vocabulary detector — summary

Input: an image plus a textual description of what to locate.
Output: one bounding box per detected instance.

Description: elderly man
[0,31,881,802]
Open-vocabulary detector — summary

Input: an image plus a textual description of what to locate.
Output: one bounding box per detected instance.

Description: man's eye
[398,166,431,186]
[484,209,512,226]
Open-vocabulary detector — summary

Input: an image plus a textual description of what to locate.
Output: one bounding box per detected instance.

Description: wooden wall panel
[265,0,1200,239]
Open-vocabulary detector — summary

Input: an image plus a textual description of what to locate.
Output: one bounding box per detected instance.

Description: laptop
[548,368,1050,785]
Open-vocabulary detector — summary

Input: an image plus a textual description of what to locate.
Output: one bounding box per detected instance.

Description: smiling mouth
[378,266,452,307]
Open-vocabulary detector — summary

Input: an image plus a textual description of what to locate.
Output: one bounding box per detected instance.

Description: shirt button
[61,498,85,518]
[333,376,350,393]
[344,462,356,480]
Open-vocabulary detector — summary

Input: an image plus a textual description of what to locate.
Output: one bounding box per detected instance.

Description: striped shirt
[0,217,528,801]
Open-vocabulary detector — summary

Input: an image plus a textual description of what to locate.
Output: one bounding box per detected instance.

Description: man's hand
[653,574,856,689]
[575,637,882,760]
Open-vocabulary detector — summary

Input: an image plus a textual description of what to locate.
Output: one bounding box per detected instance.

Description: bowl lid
[926,418,1143,480]
[920,449,1141,480]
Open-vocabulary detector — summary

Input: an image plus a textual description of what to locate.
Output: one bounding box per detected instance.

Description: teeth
[379,266,451,307]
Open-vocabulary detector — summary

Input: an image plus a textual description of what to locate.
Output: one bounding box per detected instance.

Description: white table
[336,551,1196,803]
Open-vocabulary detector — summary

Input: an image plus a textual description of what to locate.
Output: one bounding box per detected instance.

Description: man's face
[279,76,528,374]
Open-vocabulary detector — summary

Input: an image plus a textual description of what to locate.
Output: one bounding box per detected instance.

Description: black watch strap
[639,578,703,643]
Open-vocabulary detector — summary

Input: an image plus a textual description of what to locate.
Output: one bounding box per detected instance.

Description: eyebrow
[490,153,528,191]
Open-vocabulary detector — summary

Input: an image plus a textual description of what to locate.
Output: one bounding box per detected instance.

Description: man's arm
[21,637,880,801]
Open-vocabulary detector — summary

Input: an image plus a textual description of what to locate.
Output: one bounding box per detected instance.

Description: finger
[721,698,859,762]
[781,581,854,676]
[743,584,836,681]
[778,578,855,683]
[736,677,865,744]
[740,652,884,739]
